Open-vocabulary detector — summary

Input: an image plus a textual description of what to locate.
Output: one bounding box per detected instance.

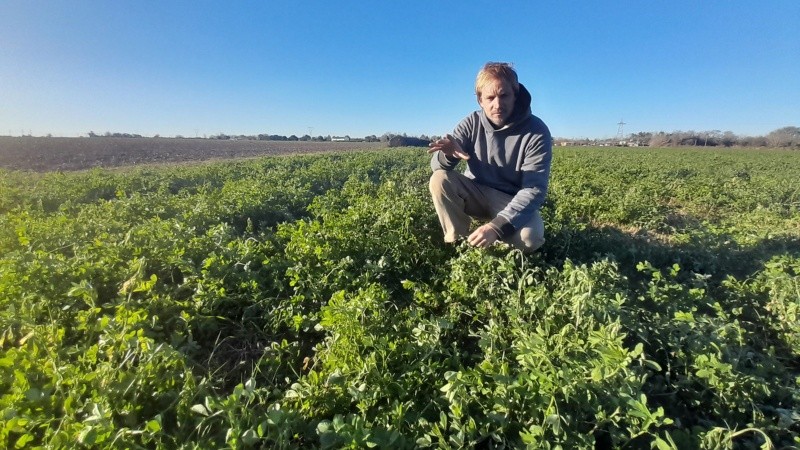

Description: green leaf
[14,433,34,449]
[643,359,662,371]
[653,436,674,450]
[190,404,210,416]
[146,418,162,433]
[24,387,42,401]
[77,426,97,445]
[241,429,259,446]
[316,420,331,433]
[416,435,432,446]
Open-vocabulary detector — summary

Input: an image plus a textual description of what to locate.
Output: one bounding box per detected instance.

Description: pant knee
[429,170,451,197]
[516,228,545,253]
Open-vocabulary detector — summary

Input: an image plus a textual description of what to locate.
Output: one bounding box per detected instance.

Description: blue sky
[1,1,798,139]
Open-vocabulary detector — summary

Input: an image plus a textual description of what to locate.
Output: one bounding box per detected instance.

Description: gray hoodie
[430,83,552,239]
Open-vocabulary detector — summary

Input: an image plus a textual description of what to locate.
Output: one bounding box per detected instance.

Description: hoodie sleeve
[430,115,476,172]
[430,151,460,171]
[489,123,552,238]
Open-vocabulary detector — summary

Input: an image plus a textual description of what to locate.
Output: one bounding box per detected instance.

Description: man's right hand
[428,134,470,160]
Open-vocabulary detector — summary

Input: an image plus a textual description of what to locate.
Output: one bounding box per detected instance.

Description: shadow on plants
[541,221,800,285]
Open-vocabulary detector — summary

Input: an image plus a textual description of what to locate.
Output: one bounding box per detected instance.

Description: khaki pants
[429,170,544,252]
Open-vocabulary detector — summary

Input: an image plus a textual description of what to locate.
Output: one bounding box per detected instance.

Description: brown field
[0,137,386,172]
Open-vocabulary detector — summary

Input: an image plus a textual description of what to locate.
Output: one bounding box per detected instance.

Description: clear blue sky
[1,1,798,139]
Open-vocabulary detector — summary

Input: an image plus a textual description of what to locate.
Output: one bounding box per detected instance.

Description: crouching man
[428,62,552,253]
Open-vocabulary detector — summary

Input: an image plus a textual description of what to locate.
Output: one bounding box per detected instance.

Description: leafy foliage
[0,147,798,448]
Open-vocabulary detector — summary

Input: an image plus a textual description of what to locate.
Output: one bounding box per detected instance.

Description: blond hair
[475,62,519,98]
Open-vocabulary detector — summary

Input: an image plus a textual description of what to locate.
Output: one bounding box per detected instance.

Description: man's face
[478,78,516,127]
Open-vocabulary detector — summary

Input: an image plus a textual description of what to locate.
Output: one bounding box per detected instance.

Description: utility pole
[616,119,626,143]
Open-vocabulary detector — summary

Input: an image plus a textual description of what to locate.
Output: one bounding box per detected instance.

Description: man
[428,62,552,253]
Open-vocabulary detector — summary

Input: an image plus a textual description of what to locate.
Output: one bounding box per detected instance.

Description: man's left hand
[468,224,499,249]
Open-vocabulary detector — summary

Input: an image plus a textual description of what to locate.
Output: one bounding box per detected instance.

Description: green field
[1,147,798,449]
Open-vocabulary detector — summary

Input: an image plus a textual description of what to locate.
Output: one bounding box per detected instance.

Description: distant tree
[364,135,379,142]
[630,131,652,146]
[698,130,721,146]
[767,126,800,148]
[739,135,768,147]
[721,131,738,147]
[649,132,669,147]
[288,135,299,141]
[300,134,311,141]
[679,131,699,146]
[99,131,142,138]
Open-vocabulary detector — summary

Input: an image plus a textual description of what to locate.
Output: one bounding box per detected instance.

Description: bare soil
[0,137,385,172]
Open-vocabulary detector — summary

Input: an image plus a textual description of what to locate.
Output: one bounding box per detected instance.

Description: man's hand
[468,224,498,249]
[428,134,470,160]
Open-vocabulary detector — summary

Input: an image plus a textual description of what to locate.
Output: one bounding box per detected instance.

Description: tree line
[641,127,798,148]
[53,126,800,149]
[83,132,442,144]
[562,126,799,148]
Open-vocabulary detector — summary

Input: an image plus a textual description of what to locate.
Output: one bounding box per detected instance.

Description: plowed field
[0,136,383,171]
